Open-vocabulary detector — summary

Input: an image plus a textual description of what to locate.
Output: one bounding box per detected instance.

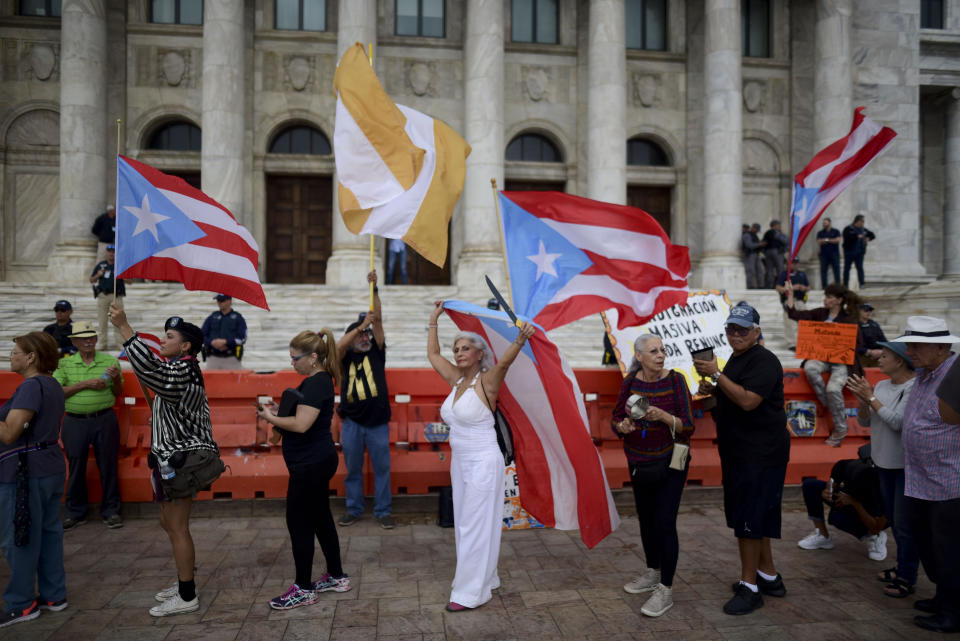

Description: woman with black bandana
[109,306,223,617]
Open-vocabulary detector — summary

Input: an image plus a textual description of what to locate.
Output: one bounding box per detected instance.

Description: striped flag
[334,43,471,267]
[788,107,897,264]
[499,191,689,331]
[114,155,268,310]
[443,300,620,549]
[119,332,165,361]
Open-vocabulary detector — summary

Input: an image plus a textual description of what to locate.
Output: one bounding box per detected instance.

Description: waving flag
[788,107,897,264]
[114,155,269,310]
[499,191,689,331]
[119,332,165,362]
[334,43,471,267]
[443,300,620,549]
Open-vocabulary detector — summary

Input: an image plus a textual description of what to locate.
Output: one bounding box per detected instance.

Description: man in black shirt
[90,205,116,263]
[90,245,126,349]
[694,303,790,616]
[775,258,809,350]
[761,220,788,289]
[335,271,394,529]
[842,215,876,288]
[816,217,842,288]
[43,299,77,356]
[742,223,765,289]
[857,303,887,367]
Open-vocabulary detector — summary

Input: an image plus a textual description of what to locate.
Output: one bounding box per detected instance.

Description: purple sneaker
[310,573,351,593]
[269,584,318,610]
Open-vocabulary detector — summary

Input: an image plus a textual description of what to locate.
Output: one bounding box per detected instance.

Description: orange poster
[795,320,858,364]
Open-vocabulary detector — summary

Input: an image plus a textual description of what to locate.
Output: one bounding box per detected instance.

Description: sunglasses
[291,353,310,363]
[725,324,754,337]
[54,307,69,312]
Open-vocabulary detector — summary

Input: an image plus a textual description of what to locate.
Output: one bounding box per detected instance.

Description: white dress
[440,373,505,608]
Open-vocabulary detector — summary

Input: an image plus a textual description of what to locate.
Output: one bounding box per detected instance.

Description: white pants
[449,434,504,608]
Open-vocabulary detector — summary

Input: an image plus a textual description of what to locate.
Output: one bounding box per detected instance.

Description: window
[511,0,557,44]
[506,134,561,162]
[269,126,331,155]
[396,0,444,37]
[147,122,202,151]
[921,0,944,28]
[152,0,202,25]
[627,138,669,166]
[19,0,61,16]
[625,0,666,51]
[741,0,770,58]
[276,0,325,31]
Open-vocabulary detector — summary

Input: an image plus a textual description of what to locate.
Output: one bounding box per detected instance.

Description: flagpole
[367,42,376,311]
[490,178,517,317]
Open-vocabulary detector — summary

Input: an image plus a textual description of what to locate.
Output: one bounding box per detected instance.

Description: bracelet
[427,324,438,329]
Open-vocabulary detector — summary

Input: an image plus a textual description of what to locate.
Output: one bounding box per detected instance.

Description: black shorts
[722,462,787,539]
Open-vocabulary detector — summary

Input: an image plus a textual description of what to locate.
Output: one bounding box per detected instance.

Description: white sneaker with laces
[640,583,673,617]
[149,593,199,617]
[866,530,888,561]
[623,568,661,594]
[797,529,834,550]
[154,582,178,602]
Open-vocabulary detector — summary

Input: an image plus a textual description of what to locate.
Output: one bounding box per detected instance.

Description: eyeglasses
[291,353,310,363]
[10,350,25,357]
[725,324,754,337]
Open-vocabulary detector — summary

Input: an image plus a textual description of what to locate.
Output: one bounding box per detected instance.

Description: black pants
[62,411,121,519]
[629,458,689,587]
[286,454,343,587]
[843,250,865,287]
[904,496,960,617]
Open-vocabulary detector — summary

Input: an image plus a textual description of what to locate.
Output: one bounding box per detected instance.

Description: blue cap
[876,341,913,369]
[726,303,760,328]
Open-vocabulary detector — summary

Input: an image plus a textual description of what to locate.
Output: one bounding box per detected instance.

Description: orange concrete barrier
[0,367,889,501]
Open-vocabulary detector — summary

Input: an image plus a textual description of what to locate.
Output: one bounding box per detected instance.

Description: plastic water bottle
[159,458,176,480]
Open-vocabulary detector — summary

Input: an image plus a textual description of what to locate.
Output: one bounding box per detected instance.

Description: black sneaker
[338,513,360,527]
[38,599,68,612]
[103,514,123,529]
[756,573,786,597]
[724,584,764,615]
[378,515,396,530]
[0,601,39,628]
[62,517,86,531]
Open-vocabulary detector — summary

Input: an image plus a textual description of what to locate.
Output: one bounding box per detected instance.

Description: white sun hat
[891,316,960,344]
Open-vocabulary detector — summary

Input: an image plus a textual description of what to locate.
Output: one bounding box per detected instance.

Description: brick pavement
[0,490,948,641]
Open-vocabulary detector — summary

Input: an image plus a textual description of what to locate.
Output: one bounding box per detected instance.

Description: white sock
[740,581,759,593]
[757,570,777,582]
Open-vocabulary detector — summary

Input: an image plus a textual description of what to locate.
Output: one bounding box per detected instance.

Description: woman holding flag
[427,301,534,612]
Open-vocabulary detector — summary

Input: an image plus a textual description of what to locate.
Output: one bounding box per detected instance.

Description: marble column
[944,88,960,278]
[455,0,505,292]
[327,0,378,286]
[53,0,107,279]
[698,0,745,288]
[202,0,245,223]
[587,0,626,204]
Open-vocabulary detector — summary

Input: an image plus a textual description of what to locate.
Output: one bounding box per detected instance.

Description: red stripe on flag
[119,256,269,310]
[503,191,671,239]
[536,289,689,333]
[189,222,260,265]
[583,253,689,290]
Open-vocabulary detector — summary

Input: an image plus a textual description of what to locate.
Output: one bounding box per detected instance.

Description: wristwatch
[711,371,723,383]
[868,396,877,404]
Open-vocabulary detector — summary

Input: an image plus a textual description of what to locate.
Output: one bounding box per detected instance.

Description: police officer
[43,299,77,357]
[90,245,125,349]
[201,295,247,370]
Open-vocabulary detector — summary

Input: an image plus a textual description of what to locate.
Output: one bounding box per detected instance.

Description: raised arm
[479,322,535,409]
[427,301,460,386]
[369,271,385,349]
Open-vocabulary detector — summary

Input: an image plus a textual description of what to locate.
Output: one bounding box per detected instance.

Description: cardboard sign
[503,464,544,530]
[795,320,857,364]
[602,290,735,392]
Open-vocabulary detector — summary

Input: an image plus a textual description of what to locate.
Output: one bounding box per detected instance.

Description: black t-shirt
[830,459,883,517]
[817,228,841,259]
[91,261,126,296]
[43,321,77,355]
[714,344,790,466]
[338,340,391,426]
[280,372,336,469]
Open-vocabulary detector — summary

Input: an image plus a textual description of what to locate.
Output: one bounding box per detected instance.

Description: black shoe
[724,584,763,615]
[756,573,786,597]
[338,513,360,527]
[914,598,942,614]
[0,602,39,628]
[913,613,960,633]
[62,517,86,531]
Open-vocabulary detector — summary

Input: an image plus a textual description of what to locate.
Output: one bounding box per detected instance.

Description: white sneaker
[640,583,673,617]
[624,568,661,594]
[149,593,199,617]
[866,530,888,561]
[797,529,834,550]
[154,582,178,602]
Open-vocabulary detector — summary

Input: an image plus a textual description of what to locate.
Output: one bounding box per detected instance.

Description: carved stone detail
[407,61,432,96]
[524,67,549,102]
[743,79,766,113]
[286,56,311,91]
[632,72,659,108]
[26,44,56,81]
[6,109,60,147]
[160,51,186,86]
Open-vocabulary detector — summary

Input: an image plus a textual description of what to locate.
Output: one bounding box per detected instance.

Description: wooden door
[266,175,332,283]
[627,186,672,236]
[504,179,566,192]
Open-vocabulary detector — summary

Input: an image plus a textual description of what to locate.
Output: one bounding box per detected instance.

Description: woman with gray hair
[427,301,534,612]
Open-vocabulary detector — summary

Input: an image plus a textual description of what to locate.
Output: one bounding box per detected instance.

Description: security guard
[201,294,247,370]
[43,299,77,356]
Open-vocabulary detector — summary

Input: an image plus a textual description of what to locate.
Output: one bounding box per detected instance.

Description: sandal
[877,567,897,583]
[883,577,915,598]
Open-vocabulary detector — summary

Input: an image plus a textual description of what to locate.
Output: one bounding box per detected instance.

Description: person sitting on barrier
[427,301,534,613]
[108,306,225,618]
[846,342,918,598]
[783,282,864,447]
[613,334,695,618]
[257,329,351,610]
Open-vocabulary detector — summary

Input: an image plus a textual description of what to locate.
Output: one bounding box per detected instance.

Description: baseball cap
[214,294,232,302]
[726,303,760,328]
[53,300,72,311]
[860,302,874,311]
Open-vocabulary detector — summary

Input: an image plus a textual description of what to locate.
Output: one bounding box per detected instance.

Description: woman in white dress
[427,301,534,612]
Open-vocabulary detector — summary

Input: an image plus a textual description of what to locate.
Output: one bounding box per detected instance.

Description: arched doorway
[626,136,672,236]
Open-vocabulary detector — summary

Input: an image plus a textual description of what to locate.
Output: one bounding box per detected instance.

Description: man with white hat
[893,316,960,633]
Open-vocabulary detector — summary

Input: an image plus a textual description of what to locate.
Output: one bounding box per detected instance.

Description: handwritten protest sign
[602,290,734,391]
[795,320,858,364]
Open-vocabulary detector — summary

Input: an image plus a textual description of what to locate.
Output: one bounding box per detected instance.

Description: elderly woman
[257,329,351,610]
[612,334,694,618]
[0,332,66,628]
[427,301,534,612]
[846,341,917,597]
[784,282,863,446]
[109,306,224,617]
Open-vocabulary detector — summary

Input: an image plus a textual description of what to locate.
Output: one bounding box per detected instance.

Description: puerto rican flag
[788,107,897,265]
[498,191,689,331]
[114,155,269,309]
[443,300,620,549]
[118,332,165,362]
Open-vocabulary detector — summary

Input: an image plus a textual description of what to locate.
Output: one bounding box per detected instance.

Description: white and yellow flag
[333,43,471,267]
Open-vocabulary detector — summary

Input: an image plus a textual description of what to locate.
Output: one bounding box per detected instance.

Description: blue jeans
[819,253,840,288]
[876,467,919,584]
[801,478,868,539]
[0,474,67,611]
[386,250,407,284]
[341,418,392,518]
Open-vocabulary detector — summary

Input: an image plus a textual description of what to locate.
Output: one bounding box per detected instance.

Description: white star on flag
[124,194,170,242]
[527,240,562,280]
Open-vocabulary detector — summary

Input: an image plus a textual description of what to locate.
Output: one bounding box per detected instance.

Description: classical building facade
[2,0,959,292]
